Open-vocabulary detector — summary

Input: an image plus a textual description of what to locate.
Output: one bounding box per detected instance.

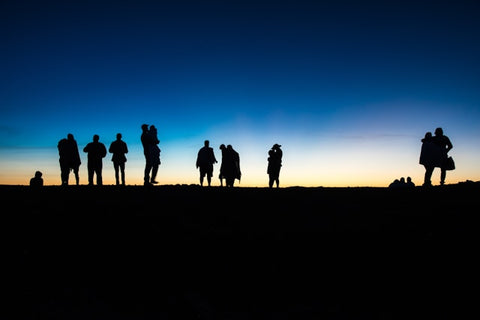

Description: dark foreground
[14,183,478,319]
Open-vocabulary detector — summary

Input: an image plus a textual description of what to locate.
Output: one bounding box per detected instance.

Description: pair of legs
[225,177,235,187]
[424,165,447,186]
[60,163,79,185]
[199,166,213,186]
[113,161,125,185]
[269,175,279,188]
[144,160,159,185]
[88,164,103,185]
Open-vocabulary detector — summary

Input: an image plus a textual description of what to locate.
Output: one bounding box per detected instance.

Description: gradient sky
[1,0,479,187]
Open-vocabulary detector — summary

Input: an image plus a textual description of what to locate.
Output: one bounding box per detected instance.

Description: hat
[272,144,281,148]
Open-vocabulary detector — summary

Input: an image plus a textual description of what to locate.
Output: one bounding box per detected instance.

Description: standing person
[196,140,217,186]
[218,144,226,186]
[109,133,128,186]
[57,133,81,186]
[419,132,436,187]
[223,145,241,187]
[149,125,161,184]
[267,143,283,188]
[432,127,453,185]
[83,134,107,186]
[141,124,154,186]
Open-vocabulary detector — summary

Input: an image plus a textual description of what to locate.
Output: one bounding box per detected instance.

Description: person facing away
[218,144,226,186]
[222,144,241,187]
[267,143,283,188]
[196,140,217,186]
[30,171,44,187]
[57,133,81,186]
[109,133,128,186]
[83,134,107,186]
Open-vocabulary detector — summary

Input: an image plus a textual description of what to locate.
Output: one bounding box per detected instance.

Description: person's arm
[446,138,453,153]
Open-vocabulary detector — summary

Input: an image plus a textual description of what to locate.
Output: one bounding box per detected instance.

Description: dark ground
[13,182,478,319]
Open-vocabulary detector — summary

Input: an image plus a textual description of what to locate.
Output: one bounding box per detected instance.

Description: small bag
[445,156,455,171]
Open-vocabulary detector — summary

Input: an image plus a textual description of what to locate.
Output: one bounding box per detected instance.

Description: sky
[1,0,479,187]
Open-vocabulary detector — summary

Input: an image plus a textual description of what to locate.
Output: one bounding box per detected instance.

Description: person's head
[269,149,274,156]
[219,144,225,150]
[142,124,148,131]
[150,125,156,131]
[93,134,99,142]
[424,132,432,139]
[407,176,412,182]
[204,140,210,147]
[35,171,42,178]
[227,144,232,150]
[67,133,74,140]
[273,143,281,149]
[434,127,443,136]
[400,177,405,183]
[116,133,122,140]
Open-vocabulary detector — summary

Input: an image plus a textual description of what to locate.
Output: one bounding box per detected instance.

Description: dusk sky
[1,0,479,187]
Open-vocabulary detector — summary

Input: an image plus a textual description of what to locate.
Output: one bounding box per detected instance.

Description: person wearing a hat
[267,144,283,188]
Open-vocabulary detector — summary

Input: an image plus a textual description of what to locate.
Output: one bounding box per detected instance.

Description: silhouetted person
[433,127,453,185]
[267,143,283,188]
[389,178,405,189]
[57,133,81,185]
[109,133,128,185]
[222,145,241,187]
[141,124,153,186]
[196,140,217,186]
[406,176,415,188]
[83,134,107,186]
[30,171,43,187]
[149,125,161,184]
[419,132,436,187]
[218,144,226,186]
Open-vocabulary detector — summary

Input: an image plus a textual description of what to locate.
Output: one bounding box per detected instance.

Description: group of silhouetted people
[52,125,281,188]
[57,133,128,186]
[31,125,457,188]
[196,140,242,187]
[419,127,453,187]
[389,176,415,189]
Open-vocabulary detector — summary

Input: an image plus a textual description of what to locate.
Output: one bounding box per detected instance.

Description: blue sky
[1,0,479,186]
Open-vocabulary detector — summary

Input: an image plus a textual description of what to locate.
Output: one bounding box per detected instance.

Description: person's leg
[97,165,103,186]
[144,158,152,185]
[120,162,125,185]
[88,165,94,185]
[60,163,68,185]
[440,168,446,185]
[424,165,434,186]
[269,175,273,188]
[114,163,119,185]
[151,164,158,184]
[74,167,79,185]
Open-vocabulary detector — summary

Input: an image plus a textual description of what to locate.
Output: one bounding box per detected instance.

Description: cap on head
[273,143,281,149]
